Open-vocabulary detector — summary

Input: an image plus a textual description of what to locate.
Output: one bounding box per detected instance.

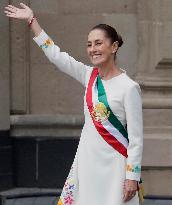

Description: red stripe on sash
[86,68,128,158]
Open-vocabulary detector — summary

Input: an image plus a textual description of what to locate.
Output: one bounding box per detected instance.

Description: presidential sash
[86,68,129,157]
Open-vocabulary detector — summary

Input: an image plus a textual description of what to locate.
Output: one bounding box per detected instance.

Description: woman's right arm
[4,3,92,86]
[33,30,92,85]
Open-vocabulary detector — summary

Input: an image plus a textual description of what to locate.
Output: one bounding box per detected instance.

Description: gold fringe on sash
[138,182,145,204]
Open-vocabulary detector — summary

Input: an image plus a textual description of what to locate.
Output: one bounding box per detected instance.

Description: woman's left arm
[124,83,143,181]
[123,83,143,202]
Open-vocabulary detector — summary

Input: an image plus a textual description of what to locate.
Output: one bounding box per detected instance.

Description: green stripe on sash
[97,75,129,142]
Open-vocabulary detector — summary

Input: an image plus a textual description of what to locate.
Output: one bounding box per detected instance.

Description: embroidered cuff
[126,164,141,173]
[33,30,54,48]
[126,164,141,181]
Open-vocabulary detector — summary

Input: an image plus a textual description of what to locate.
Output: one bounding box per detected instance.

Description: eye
[95,42,102,46]
[87,43,91,47]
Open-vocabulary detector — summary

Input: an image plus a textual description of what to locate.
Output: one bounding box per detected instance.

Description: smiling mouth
[91,54,102,59]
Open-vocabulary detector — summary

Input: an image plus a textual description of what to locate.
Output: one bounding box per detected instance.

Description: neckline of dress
[101,68,126,82]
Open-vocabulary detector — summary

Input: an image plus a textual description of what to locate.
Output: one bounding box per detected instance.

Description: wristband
[28,15,35,27]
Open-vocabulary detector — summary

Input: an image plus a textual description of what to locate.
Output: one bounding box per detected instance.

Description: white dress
[33,30,143,205]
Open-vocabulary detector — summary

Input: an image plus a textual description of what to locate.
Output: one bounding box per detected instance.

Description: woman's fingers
[123,190,136,202]
[4,11,11,15]
[5,6,20,17]
[4,10,14,17]
[7,5,16,8]
[19,3,28,9]
[6,5,18,11]
[4,6,18,18]
[5,6,16,13]
[5,12,17,18]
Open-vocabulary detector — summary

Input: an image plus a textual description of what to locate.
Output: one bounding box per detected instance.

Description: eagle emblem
[91,102,110,122]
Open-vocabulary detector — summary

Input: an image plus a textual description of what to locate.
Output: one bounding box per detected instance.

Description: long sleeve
[124,83,143,181]
[33,30,93,86]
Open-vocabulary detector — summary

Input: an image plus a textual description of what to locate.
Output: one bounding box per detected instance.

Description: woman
[4,3,143,205]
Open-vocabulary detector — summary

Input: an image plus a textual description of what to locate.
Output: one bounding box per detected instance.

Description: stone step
[142,168,172,196]
[143,199,172,205]
[0,188,61,205]
[142,133,172,167]
[4,196,58,205]
[0,188,172,205]
[3,197,172,205]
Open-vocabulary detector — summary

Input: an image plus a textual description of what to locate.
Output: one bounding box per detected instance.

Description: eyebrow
[87,39,103,43]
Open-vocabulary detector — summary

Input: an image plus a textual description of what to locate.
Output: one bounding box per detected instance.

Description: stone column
[10,0,30,114]
[0,1,10,129]
[137,0,172,196]
[0,0,12,190]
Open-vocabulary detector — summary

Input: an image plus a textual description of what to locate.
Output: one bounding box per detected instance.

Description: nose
[89,44,96,53]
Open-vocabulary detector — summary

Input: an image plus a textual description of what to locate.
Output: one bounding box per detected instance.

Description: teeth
[92,54,101,59]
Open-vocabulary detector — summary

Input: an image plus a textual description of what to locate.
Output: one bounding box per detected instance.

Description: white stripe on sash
[92,78,129,149]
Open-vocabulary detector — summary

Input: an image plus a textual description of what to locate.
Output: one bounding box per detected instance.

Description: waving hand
[4,3,42,36]
[4,3,33,22]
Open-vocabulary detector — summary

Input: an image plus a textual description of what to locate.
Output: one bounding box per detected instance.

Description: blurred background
[0,0,172,204]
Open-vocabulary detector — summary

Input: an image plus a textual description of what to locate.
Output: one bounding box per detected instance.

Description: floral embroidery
[126,164,141,173]
[40,38,53,49]
[91,102,110,122]
[57,198,63,205]
[57,166,75,205]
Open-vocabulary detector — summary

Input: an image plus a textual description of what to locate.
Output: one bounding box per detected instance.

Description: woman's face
[87,29,117,67]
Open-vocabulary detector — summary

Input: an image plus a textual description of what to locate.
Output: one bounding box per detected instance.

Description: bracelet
[28,15,36,27]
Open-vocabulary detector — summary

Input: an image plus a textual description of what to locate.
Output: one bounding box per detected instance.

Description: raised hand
[4,3,33,22]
